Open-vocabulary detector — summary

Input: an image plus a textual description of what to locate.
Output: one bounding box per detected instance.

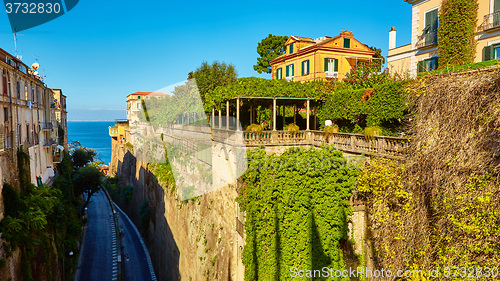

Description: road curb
[113,203,157,281]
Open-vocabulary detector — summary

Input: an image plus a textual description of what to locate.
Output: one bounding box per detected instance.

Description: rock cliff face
[110,139,244,280]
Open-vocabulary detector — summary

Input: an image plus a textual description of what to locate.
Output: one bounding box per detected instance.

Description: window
[137,102,141,109]
[285,64,294,77]
[324,58,339,72]
[417,57,439,73]
[343,38,351,49]
[3,107,7,122]
[138,95,141,99]
[289,44,294,54]
[483,43,500,61]
[494,0,500,13]
[276,68,282,80]
[301,60,310,75]
[16,81,20,99]
[424,9,439,34]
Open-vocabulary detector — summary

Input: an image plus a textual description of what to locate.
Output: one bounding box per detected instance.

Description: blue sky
[0,0,412,121]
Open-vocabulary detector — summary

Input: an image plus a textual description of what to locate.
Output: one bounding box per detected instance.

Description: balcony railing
[41,122,53,130]
[325,71,339,79]
[43,138,56,147]
[415,31,438,49]
[479,12,500,32]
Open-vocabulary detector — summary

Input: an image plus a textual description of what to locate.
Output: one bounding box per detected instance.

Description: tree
[366,45,386,65]
[73,165,103,210]
[438,0,478,68]
[253,34,288,74]
[71,147,97,169]
[188,61,237,102]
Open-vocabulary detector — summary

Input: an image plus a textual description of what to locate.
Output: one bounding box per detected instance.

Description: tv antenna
[13,32,23,60]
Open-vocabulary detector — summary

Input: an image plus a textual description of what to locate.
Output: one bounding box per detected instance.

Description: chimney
[389,27,396,50]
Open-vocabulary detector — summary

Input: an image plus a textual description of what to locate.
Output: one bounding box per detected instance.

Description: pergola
[211,96,317,131]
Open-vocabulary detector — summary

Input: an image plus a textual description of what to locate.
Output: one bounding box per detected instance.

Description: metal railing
[415,31,438,49]
[479,11,500,32]
[41,122,53,130]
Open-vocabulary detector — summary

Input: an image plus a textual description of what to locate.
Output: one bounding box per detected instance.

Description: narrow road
[78,190,114,281]
[115,204,156,281]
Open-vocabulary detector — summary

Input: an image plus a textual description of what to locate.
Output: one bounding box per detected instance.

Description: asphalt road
[116,206,156,281]
[78,191,114,281]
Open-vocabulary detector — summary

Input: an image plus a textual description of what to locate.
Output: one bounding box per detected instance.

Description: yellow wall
[273,35,375,82]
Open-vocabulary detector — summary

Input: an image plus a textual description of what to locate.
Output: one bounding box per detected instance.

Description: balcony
[415,31,438,49]
[479,12,500,32]
[43,138,56,147]
[285,76,294,82]
[41,122,53,131]
[325,71,339,79]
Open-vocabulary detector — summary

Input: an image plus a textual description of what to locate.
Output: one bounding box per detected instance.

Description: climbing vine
[438,0,478,67]
[237,146,359,280]
[317,81,409,134]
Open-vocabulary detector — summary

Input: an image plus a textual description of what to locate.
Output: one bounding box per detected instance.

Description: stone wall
[110,138,242,280]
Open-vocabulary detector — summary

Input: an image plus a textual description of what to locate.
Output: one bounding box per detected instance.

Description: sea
[67,121,114,165]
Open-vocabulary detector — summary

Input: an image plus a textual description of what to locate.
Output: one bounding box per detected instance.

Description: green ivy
[438,0,478,68]
[317,81,408,135]
[237,146,359,280]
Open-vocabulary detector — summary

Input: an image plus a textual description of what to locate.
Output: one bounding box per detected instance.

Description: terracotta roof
[291,36,316,43]
[126,92,167,98]
[271,31,374,64]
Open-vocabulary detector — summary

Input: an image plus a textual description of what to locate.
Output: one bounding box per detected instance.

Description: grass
[418,59,500,77]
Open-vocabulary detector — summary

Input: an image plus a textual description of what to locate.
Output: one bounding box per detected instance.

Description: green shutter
[426,9,438,32]
[301,61,304,75]
[495,0,500,13]
[417,61,424,73]
[324,58,328,71]
[483,45,493,61]
[290,44,293,54]
[306,60,310,74]
[344,38,351,49]
[291,64,294,76]
[334,59,339,72]
[286,65,289,77]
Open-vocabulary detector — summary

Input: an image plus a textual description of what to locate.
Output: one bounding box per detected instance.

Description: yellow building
[109,119,129,146]
[270,30,377,82]
[126,92,167,125]
[388,0,500,76]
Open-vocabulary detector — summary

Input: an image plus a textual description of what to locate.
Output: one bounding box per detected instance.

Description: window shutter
[417,61,424,73]
[301,61,304,75]
[426,9,438,32]
[290,44,293,54]
[483,46,493,61]
[344,39,351,49]
[291,64,294,76]
[286,65,289,77]
[307,60,310,74]
[495,0,500,13]
[324,58,328,71]
[334,59,339,72]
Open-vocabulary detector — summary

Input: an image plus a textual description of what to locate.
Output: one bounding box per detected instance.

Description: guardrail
[213,128,409,157]
[128,124,409,158]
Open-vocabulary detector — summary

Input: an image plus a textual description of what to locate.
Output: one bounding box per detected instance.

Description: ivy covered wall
[237,146,359,280]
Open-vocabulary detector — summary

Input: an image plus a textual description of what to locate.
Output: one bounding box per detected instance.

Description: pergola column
[306,99,310,131]
[226,100,230,130]
[211,107,215,128]
[273,97,277,131]
[218,104,222,129]
[236,98,240,131]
